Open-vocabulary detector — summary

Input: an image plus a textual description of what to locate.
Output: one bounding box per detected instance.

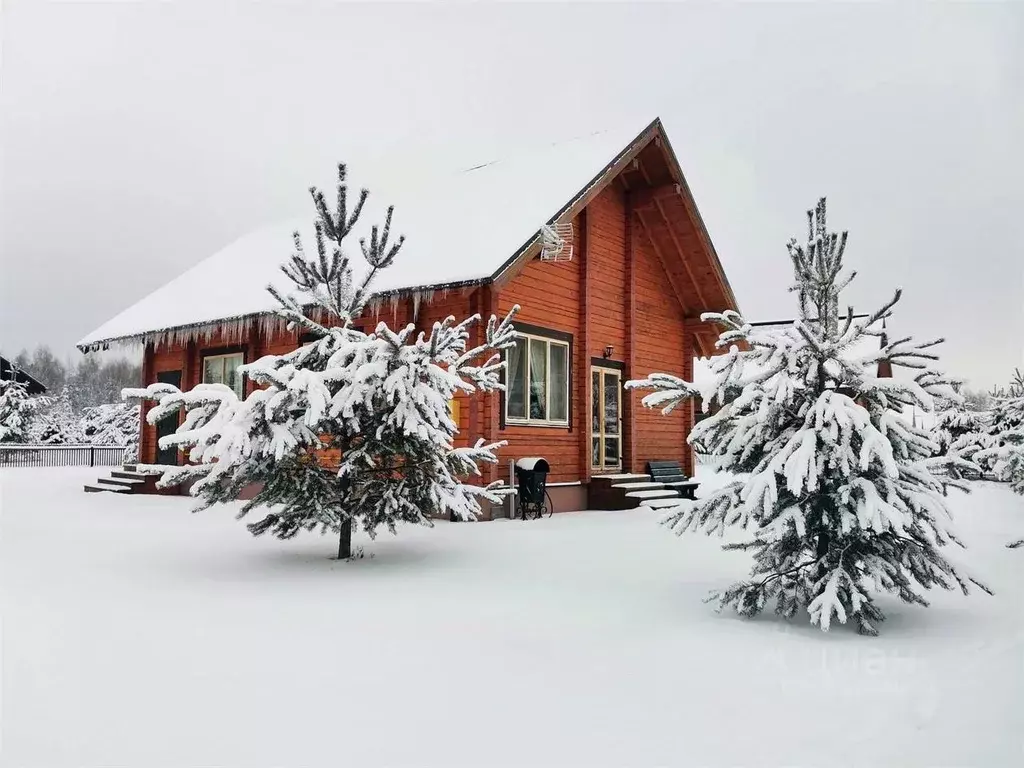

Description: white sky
[2,1,1022,388]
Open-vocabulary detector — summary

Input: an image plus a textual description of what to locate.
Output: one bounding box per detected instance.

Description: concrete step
[591,473,651,484]
[111,470,152,481]
[664,480,699,489]
[611,481,665,491]
[641,497,688,509]
[83,482,131,494]
[102,476,146,488]
[122,464,138,472]
[625,489,680,500]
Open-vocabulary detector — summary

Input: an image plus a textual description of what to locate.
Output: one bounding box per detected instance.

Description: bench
[646,460,699,500]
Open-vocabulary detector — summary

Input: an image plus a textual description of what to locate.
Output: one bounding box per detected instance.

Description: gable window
[202,352,244,398]
[506,330,570,426]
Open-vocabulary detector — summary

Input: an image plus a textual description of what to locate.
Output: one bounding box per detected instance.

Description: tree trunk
[337,518,352,560]
[815,529,831,581]
[816,530,830,560]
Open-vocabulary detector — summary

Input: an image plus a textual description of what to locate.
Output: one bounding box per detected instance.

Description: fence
[0,445,128,468]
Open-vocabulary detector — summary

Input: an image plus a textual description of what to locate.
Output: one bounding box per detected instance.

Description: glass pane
[203,357,221,385]
[591,371,600,432]
[549,344,568,422]
[529,339,547,420]
[226,355,244,398]
[507,338,527,419]
[592,437,600,468]
[603,373,619,435]
[604,437,620,467]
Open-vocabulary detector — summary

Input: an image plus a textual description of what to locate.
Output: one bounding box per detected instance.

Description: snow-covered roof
[79,119,659,350]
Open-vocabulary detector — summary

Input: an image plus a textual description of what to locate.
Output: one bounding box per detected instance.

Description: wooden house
[78,118,739,514]
[0,356,47,395]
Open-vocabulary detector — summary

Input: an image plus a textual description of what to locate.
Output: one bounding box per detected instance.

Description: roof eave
[77,277,493,353]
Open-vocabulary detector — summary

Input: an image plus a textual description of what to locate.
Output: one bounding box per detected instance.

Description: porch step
[111,469,152,481]
[84,463,158,496]
[625,489,680,500]
[84,481,132,494]
[640,497,688,509]
[593,473,651,482]
[102,476,147,488]
[611,481,665,491]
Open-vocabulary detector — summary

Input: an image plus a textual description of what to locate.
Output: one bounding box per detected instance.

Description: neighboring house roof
[0,356,48,395]
[79,117,737,351]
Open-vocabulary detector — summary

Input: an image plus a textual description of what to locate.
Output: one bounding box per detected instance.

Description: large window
[506,332,570,426]
[203,352,244,398]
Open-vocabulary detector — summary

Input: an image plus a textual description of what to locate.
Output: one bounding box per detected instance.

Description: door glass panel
[549,343,568,422]
[604,437,620,468]
[603,372,619,436]
[591,371,600,432]
[591,437,600,468]
[528,339,547,420]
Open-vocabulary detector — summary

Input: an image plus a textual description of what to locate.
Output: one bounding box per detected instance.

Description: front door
[155,370,182,465]
[591,366,622,471]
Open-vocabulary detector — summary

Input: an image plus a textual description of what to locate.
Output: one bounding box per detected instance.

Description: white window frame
[202,352,245,398]
[505,332,570,427]
[591,365,623,470]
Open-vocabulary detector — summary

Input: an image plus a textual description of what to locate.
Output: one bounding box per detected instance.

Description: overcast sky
[2,1,1022,388]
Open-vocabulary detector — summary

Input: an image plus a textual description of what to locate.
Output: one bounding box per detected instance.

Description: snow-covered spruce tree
[80,402,141,463]
[32,386,83,444]
[126,163,517,559]
[932,389,991,475]
[0,377,49,443]
[627,198,990,636]
[976,369,1024,495]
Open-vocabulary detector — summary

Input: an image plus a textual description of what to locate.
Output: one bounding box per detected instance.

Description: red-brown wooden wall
[140,182,701,496]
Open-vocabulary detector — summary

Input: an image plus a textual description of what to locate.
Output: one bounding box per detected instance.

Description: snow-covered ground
[2,468,1022,767]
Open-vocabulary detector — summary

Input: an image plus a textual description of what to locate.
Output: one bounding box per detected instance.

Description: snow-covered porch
[2,466,1022,766]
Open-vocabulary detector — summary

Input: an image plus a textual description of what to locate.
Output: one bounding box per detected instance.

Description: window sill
[503,420,570,430]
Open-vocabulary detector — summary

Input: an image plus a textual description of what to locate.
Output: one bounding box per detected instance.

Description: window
[506,332,570,425]
[203,352,244,398]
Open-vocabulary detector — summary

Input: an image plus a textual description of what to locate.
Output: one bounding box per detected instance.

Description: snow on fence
[0,445,128,468]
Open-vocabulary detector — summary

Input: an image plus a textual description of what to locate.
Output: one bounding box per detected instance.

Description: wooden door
[155,370,182,465]
[591,366,622,471]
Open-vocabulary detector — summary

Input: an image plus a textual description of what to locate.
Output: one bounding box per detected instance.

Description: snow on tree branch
[127,162,518,559]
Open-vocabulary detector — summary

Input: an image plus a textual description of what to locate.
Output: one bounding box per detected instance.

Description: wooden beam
[484,284,500,486]
[141,342,155,464]
[467,287,481,445]
[635,211,691,317]
[631,183,681,212]
[683,317,722,358]
[636,159,710,311]
[624,191,637,474]
[651,124,741,313]
[578,208,592,483]
[183,340,197,391]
